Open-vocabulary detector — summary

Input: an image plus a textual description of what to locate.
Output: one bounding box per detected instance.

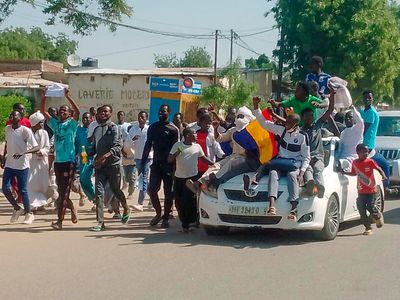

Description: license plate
[228,205,265,216]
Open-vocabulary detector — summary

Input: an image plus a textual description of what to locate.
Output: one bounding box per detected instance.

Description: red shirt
[196,131,208,173]
[6,117,31,128]
[351,158,379,194]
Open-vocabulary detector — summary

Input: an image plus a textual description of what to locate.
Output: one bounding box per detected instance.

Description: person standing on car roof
[359,90,394,194]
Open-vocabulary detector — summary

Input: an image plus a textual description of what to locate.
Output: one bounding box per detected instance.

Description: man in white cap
[27,111,51,209]
[207,106,260,187]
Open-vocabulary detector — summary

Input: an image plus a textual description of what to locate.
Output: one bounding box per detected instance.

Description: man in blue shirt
[359,89,392,193]
[306,56,331,99]
[41,89,80,230]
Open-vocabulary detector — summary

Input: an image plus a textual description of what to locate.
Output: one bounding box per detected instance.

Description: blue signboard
[150,77,180,93]
[182,81,202,95]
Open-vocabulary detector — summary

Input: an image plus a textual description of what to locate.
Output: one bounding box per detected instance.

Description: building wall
[243,69,273,98]
[67,73,213,122]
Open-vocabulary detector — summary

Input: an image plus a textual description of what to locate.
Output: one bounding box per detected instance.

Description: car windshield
[377,116,400,137]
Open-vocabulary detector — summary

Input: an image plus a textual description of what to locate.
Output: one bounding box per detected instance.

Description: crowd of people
[0,56,388,235]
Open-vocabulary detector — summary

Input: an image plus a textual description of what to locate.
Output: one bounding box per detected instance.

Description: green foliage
[245,54,276,71]
[0,94,33,141]
[154,46,213,68]
[0,27,78,66]
[200,61,256,110]
[0,0,133,35]
[268,0,400,103]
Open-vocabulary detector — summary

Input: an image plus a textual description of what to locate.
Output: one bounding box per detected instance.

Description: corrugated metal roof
[67,67,215,76]
[0,76,68,88]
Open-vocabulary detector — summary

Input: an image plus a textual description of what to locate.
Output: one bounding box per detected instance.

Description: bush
[0,94,33,141]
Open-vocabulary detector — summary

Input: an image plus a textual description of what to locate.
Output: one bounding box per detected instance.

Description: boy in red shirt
[346,144,386,235]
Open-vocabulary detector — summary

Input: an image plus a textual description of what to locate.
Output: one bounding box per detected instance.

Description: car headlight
[202,186,218,199]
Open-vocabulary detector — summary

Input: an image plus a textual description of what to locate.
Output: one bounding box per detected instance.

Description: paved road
[0,191,399,300]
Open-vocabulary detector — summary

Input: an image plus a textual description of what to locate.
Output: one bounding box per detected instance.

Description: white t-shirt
[5,125,38,170]
[127,124,153,160]
[170,141,204,178]
[87,121,99,138]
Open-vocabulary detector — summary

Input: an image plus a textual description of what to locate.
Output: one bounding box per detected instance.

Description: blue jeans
[371,152,390,188]
[2,167,30,213]
[135,159,152,205]
[123,164,137,195]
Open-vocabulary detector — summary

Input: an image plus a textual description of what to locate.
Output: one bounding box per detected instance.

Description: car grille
[224,189,282,202]
[379,149,399,160]
[218,214,282,225]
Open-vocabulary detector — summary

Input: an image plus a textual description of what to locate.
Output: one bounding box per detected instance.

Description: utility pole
[214,29,219,85]
[276,26,285,99]
[230,29,234,64]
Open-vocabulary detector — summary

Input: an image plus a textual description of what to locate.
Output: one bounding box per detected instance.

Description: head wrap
[235,106,255,131]
[29,111,45,127]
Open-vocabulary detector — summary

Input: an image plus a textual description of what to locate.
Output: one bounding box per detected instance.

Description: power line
[239,27,277,37]
[92,38,188,57]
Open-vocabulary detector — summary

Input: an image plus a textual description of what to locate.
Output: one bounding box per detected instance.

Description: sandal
[71,209,78,224]
[266,207,277,216]
[287,209,298,221]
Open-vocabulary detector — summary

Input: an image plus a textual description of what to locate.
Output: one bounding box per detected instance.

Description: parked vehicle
[199,137,385,241]
[375,110,400,188]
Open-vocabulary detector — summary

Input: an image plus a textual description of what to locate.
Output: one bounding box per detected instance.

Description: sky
[2,0,279,69]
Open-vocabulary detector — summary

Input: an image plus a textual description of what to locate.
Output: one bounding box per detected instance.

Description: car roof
[378,111,400,117]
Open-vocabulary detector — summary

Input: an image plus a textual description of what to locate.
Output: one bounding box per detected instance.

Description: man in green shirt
[270,82,326,124]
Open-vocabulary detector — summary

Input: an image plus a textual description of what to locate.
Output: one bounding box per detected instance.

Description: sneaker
[161,219,170,228]
[121,209,131,224]
[90,222,105,232]
[376,215,384,229]
[23,213,35,224]
[150,215,162,226]
[51,221,62,230]
[306,179,315,196]
[79,196,87,207]
[132,204,144,212]
[316,185,325,198]
[10,209,24,223]
[363,228,373,235]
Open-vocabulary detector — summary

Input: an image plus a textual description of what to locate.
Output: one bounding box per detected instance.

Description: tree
[268,0,400,102]
[0,0,132,35]
[154,46,213,68]
[0,27,78,66]
[200,60,256,110]
[245,54,276,71]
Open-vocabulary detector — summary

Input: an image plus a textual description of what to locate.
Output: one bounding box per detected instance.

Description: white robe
[28,129,50,208]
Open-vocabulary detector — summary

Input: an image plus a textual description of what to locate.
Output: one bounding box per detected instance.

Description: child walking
[168,128,213,233]
[346,144,385,235]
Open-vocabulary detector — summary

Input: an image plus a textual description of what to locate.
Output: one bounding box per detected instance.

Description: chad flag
[233,109,278,164]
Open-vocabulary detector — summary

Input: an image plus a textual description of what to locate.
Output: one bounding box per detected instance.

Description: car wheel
[375,187,384,213]
[315,195,339,241]
[204,225,230,235]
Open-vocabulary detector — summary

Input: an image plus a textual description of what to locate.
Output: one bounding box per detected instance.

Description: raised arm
[65,89,80,121]
[318,89,336,123]
[253,97,284,135]
[352,106,364,133]
[40,89,51,120]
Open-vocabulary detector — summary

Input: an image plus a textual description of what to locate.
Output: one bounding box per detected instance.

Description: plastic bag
[328,77,353,109]
[45,83,66,98]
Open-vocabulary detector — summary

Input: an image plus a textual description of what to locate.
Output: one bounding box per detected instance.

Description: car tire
[375,187,384,213]
[314,195,339,241]
[204,225,230,235]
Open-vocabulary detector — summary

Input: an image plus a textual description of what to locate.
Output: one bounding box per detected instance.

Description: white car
[375,110,400,187]
[199,137,385,240]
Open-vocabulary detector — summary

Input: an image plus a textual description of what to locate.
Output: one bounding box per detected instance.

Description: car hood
[375,136,400,150]
[223,173,288,186]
